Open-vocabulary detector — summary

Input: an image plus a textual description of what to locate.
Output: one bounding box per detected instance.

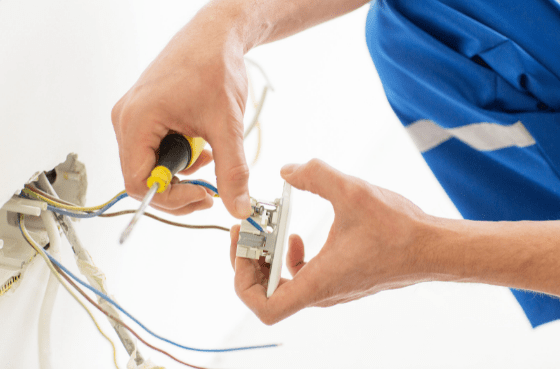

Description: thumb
[280,159,346,203]
[208,121,251,219]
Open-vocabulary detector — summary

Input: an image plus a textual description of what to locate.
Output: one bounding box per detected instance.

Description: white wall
[0,0,138,367]
[1,0,558,368]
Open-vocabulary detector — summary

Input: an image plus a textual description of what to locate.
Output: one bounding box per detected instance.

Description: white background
[0,0,558,368]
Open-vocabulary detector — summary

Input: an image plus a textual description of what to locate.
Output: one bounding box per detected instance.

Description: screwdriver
[119,133,206,244]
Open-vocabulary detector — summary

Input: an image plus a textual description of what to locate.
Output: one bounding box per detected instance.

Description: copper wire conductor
[0,273,21,296]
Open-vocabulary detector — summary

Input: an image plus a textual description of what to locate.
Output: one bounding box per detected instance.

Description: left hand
[229,159,437,325]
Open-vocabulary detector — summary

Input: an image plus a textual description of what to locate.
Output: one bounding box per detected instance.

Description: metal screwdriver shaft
[117,134,207,245]
[119,183,159,244]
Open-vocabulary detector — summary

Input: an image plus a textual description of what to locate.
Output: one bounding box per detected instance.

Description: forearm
[424,217,560,297]
[192,0,371,53]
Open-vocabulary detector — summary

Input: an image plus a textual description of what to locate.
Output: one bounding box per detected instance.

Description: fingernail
[235,194,251,218]
[281,163,299,177]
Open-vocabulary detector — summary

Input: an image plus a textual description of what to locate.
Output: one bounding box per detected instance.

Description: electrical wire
[23,187,127,212]
[19,188,128,219]
[25,178,263,232]
[181,180,264,233]
[31,187,262,231]
[17,214,120,369]
[244,58,273,165]
[182,180,218,194]
[52,263,205,369]
[45,252,279,353]
[99,210,230,232]
[25,185,230,232]
[44,193,129,219]
[25,185,75,206]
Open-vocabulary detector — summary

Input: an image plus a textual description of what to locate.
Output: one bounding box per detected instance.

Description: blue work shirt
[366,0,560,327]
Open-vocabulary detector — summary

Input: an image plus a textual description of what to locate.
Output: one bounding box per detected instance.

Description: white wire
[38,211,61,369]
[243,58,274,140]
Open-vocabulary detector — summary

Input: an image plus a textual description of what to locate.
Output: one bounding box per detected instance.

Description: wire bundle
[23,181,264,233]
[11,58,274,367]
[16,182,274,368]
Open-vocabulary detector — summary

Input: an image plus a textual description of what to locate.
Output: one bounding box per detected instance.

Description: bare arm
[229,159,560,325]
[195,0,371,52]
[428,218,560,297]
[112,0,370,219]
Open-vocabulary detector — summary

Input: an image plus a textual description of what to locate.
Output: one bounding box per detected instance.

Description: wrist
[191,0,272,54]
[412,216,468,284]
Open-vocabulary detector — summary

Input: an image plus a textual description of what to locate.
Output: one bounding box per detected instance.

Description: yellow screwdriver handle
[147,135,207,193]
[184,136,207,169]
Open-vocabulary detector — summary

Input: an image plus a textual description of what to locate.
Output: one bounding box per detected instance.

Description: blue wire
[181,180,265,233]
[182,180,218,194]
[246,217,264,232]
[42,180,264,233]
[44,192,129,219]
[15,215,277,354]
[46,252,278,353]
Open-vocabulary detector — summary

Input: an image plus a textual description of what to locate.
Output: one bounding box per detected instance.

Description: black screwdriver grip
[156,134,192,175]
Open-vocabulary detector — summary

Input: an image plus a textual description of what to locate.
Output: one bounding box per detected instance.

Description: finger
[148,182,208,210]
[118,114,169,204]
[178,149,214,176]
[234,255,316,325]
[148,194,214,216]
[229,224,241,270]
[280,158,347,204]
[286,234,306,277]
[208,117,251,219]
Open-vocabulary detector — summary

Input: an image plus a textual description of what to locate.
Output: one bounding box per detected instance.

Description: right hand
[111,18,252,218]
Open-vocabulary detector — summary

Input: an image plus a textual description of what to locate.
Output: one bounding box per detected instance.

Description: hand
[229,159,434,325]
[111,15,251,218]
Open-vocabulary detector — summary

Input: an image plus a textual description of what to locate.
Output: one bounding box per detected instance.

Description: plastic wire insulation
[182,180,218,195]
[181,180,265,233]
[246,218,264,233]
[53,264,204,369]
[99,210,230,232]
[25,185,75,206]
[45,252,279,353]
[27,180,263,233]
[23,187,127,212]
[44,192,129,218]
[25,186,229,232]
[17,214,120,369]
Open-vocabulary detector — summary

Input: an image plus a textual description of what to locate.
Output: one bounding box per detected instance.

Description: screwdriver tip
[119,230,130,245]
[118,183,159,245]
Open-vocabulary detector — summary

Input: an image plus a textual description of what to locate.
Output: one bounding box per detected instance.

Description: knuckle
[111,100,122,124]
[118,105,136,128]
[223,114,245,137]
[192,196,214,213]
[305,158,325,174]
[344,178,369,203]
[190,186,207,202]
[301,158,327,186]
[224,162,250,183]
[123,179,143,200]
[257,311,278,326]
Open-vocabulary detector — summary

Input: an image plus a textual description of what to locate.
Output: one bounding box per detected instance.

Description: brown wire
[25,184,76,206]
[25,183,230,232]
[99,210,230,232]
[52,264,205,369]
